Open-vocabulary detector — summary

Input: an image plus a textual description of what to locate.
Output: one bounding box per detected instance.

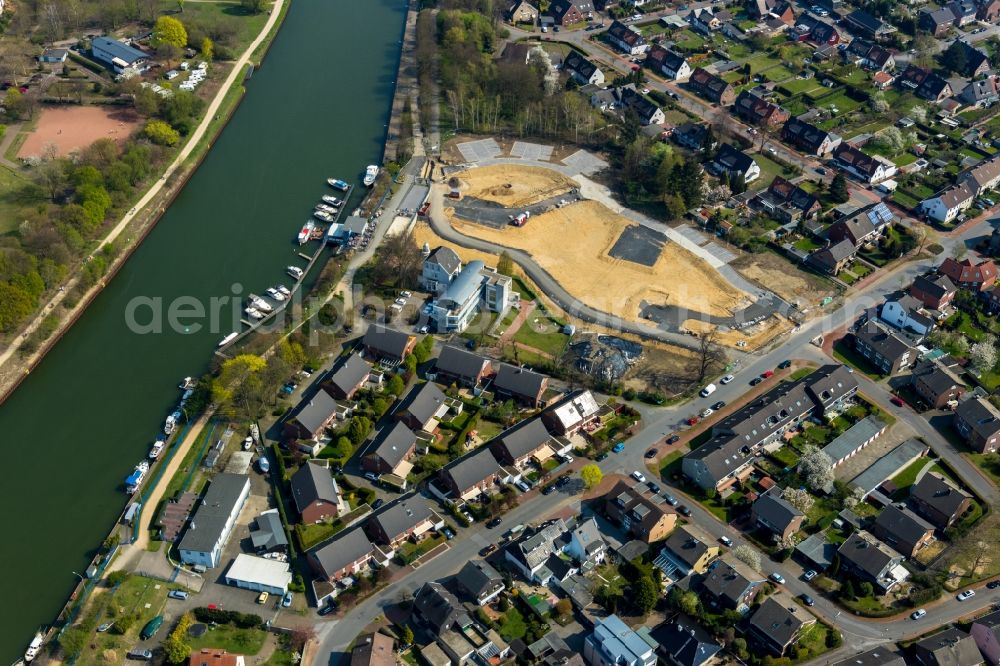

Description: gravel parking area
[510,141,553,161]
[457,138,502,162]
[561,149,607,175]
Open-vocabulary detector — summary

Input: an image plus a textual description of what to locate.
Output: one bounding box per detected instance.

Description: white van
[699,383,717,398]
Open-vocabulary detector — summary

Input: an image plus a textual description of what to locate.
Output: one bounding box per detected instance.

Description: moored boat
[24,631,43,663]
[179,377,196,390]
[249,295,273,312]
[315,203,337,214]
[287,265,304,280]
[321,195,342,207]
[299,220,317,243]
[265,287,285,302]
[245,307,264,320]
[164,414,177,436]
[125,461,150,494]
[363,165,379,186]
[313,210,334,223]
[149,439,164,460]
[276,285,291,297]
[327,178,349,191]
[219,332,238,347]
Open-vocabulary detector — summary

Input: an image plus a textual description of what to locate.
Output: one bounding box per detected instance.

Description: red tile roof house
[938,257,998,292]
[910,273,957,310]
[687,67,736,105]
[291,460,343,524]
[954,396,1000,453]
[733,91,790,128]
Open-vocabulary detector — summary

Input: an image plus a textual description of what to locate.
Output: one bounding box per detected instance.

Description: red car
[686,416,699,426]
[891,396,905,407]
[762,370,774,379]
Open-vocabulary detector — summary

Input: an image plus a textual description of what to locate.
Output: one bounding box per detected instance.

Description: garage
[224,554,292,595]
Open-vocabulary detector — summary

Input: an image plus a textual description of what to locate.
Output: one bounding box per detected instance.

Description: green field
[188,623,268,654]
[780,78,824,95]
[512,314,569,357]
[157,1,270,54]
[75,575,172,666]
[0,166,40,236]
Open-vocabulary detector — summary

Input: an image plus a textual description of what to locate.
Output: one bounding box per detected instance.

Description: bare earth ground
[447,199,746,320]
[457,163,578,207]
[18,105,143,159]
[730,251,837,310]
[682,313,796,351]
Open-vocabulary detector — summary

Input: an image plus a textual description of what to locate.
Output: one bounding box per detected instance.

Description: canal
[0,0,406,658]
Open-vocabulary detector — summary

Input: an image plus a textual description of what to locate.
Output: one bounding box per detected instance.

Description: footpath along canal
[0,0,406,658]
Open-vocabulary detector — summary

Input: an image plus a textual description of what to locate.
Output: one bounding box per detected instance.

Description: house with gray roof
[853,319,914,376]
[505,518,569,582]
[838,530,908,592]
[290,460,343,524]
[653,619,721,666]
[954,396,1000,453]
[397,381,449,432]
[822,416,887,468]
[564,517,607,566]
[751,487,805,542]
[493,363,550,407]
[748,595,816,656]
[178,473,251,568]
[284,389,340,441]
[91,36,149,74]
[421,246,462,294]
[700,556,763,613]
[414,581,472,635]
[852,439,929,497]
[871,504,935,558]
[490,417,556,467]
[794,533,835,571]
[659,523,720,576]
[365,498,443,550]
[456,559,505,605]
[363,422,417,477]
[911,359,965,409]
[971,610,1000,665]
[363,325,416,364]
[542,389,602,436]
[910,472,972,530]
[308,527,384,582]
[563,50,605,86]
[249,508,288,553]
[431,345,492,388]
[438,446,505,501]
[324,354,372,400]
[914,627,983,666]
[583,615,658,666]
[808,239,856,275]
[832,646,905,666]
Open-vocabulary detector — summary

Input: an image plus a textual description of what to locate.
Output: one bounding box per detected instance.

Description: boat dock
[215,183,355,356]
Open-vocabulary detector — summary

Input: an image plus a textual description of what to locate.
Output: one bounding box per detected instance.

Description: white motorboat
[313,210,334,223]
[243,436,254,451]
[24,632,43,663]
[265,287,285,302]
[287,265,304,280]
[322,195,342,207]
[276,284,291,297]
[250,423,260,442]
[179,377,196,390]
[327,178,349,191]
[245,307,264,320]
[315,203,337,215]
[125,461,150,494]
[164,414,177,436]
[249,295,273,312]
[219,332,238,347]
[363,164,379,186]
[149,440,164,460]
[299,219,317,243]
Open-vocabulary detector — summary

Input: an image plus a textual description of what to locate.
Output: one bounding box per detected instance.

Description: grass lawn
[831,339,882,379]
[188,623,268,654]
[892,190,920,210]
[770,446,800,468]
[744,53,782,74]
[750,152,787,190]
[890,457,930,494]
[794,237,821,251]
[656,449,685,478]
[513,314,568,357]
[674,30,706,50]
[76,575,170,666]
[790,367,815,381]
[498,607,528,641]
[397,534,445,564]
[818,91,863,115]
[0,165,40,235]
[780,78,824,95]
[157,0,269,53]
[295,520,341,550]
[762,65,797,83]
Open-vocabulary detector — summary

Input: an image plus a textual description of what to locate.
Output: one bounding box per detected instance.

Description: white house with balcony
[425,258,515,333]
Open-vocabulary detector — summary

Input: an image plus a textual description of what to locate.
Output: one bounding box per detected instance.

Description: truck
[510,211,530,227]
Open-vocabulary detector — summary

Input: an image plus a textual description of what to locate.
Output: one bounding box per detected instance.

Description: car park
[632,470,647,483]
[678,505,692,516]
[719,536,733,547]
[911,609,927,620]
[487,517,503,528]
[958,589,976,601]
[645,449,658,458]
[720,374,734,384]
[803,570,817,581]
[770,573,785,584]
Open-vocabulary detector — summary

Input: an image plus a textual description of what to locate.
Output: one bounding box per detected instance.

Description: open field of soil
[730,251,837,310]
[683,314,796,351]
[457,164,577,208]
[446,200,746,320]
[18,105,142,159]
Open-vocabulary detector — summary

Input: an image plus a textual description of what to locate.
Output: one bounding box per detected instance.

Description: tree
[346,415,373,445]
[733,544,762,571]
[782,487,815,514]
[59,628,88,658]
[841,578,856,600]
[212,354,268,419]
[677,590,700,616]
[870,91,889,113]
[580,464,603,489]
[386,373,405,396]
[154,15,188,49]
[940,39,969,74]
[859,581,874,598]
[398,624,414,645]
[910,105,929,124]
[201,37,214,61]
[241,0,266,13]
[732,638,749,661]
[163,637,192,664]
[799,445,835,492]
[970,335,998,375]
[633,575,658,614]
[497,251,514,277]
[872,126,906,153]
[554,598,572,618]
[413,335,434,364]
[691,329,725,385]
[144,119,180,146]
[829,173,849,203]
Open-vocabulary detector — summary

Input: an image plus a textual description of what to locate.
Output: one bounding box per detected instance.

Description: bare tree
[692,328,725,384]
[733,544,762,571]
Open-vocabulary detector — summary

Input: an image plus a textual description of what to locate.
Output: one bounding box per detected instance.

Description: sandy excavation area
[731,253,836,311]
[683,314,796,351]
[446,200,746,320]
[457,164,578,208]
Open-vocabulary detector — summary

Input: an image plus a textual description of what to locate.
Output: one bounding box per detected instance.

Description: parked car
[364,472,378,482]
[987,580,1000,589]
[816,167,827,175]
[665,494,679,506]
[480,543,498,557]
[541,484,556,495]
[647,481,661,494]
[719,536,733,547]
[890,396,904,407]
[97,622,114,633]
[257,592,269,605]
[800,593,815,606]
[318,602,337,616]
[462,511,475,523]
[487,517,503,529]
[127,650,153,661]
[645,448,658,459]
[168,590,189,600]
[721,374,734,385]
[770,572,786,584]
[711,401,726,410]
[632,470,647,483]
[958,589,976,601]
[803,570,818,582]
[700,408,714,418]
[596,452,609,461]
[911,609,927,620]
[612,442,626,453]
[442,527,455,539]
[282,592,293,608]
[560,454,574,464]
[686,416,699,425]
[677,505,692,517]
[762,370,774,378]
[778,360,792,369]
[555,475,571,488]
[666,435,680,444]
[750,377,763,386]
[372,499,384,510]
[515,480,531,492]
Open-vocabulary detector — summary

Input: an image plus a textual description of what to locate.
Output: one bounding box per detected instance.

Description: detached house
[880,294,936,336]
[911,359,965,409]
[846,39,895,71]
[505,519,570,582]
[659,524,720,576]
[939,257,998,292]
[493,363,550,407]
[910,472,973,530]
[921,181,977,224]
[979,0,1000,23]
[919,6,957,36]
[645,45,692,82]
[456,560,505,606]
[954,396,1000,453]
[833,144,896,184]
[751,487,805,542]
[505,0,539,23]
[781,117,841,156]
[897,65,953,103]
[606,20,648,55]
[733,91,790,128]
[283,390,339,442]
[837,530,908,592]
[871,505,935,558]
[700,556,764,614]
[563,51,605,86]
[688,7,721,34]
[564,517,608,566]
[748,595,816,657]
[959,76,1000,108]
[688,67,736,105]
[291,461,343,524]
[910,273,957,310]
[619,87,666,126]
[604,479,678,542]
[548,0,589,26]
[914,628,983,666]
[950,40,991,78]
[852,320,914,375]
[754,176,821,223]
[363,325,416,364]
[712,144,760,184]
[420,246,462,294]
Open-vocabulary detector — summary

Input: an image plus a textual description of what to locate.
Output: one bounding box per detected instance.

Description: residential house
[548,0,589,25]
[283,390,340,441]
[659,524,720,575]
[700,556,764,613]
[589,86,619,111]
[959,76,1000,107]
[619,87,666,125]
[751,486,805,542]
[871,504,935,558]
[828,201,894,247]
[897,65,953,102]
[438,447,504,501]
[910,472,973,529]
[845,9,896,38]
[350,633,394,666]
[426,259,513,333]
[712,144,760,184]
[911,359,965,409]
[291,461,342,524]
[506,0,539,23]
[939,257,998,291]
[505,519,569,582]
[362,422,417,477]
[949,0,980,26]
[910,273,957,310]
[413,581,472,635]
[397,382,449,432]
[363,325,416,364]
[919,7,956,36]
[880,294,936,336]
[753,176,821,223]
[687,68,736,105]
[431,346,492,389]
[846,39,895,71]
[308,527,382,581]
[490,417,557,468]
[971,610,1000,665]
[733,91,790,128]
[563,50,605,86]
[542,390,602,436]
[645,45,692,81]
[781,117,841,156]
[822,416,888,468]
[249,509,288,554]
[979,0,1000,23]
[38,48,68,63]
[913,627,983,666]
[920,181,977,224]
[873,71,895,89]
[189,649,246,666]
[324,354,372,401]
[493,363,550,407]
[808,239,857,274]
[831,647,906,666]
[950,40,991,78]
[852,319,914,375]
[420,246,462,294]
[748,595,816,656]
[583,615,658,666]
[673,122,716,151]
[688,7,722,34]
[810,21,840,44]
[91,36,149,74]
[606,20,648,55]
[177,474,251,569]
[564,517,608,566]
[961,154,1000,194]
[837,530,908,592]
[604,479,678,542]
[683,365,858,490]
[365,499,443,552]
[954,396,1000,453]
[833,144,896,184]
[654,620,722,666]
[456,559,505,605]
[748,0,778,18]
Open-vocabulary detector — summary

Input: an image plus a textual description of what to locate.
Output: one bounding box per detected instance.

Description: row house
[911,358,965,409]
[733,90,789,128]
[852,320,914,375]
[954,396,1000,453]
[833,144,897,184]
[781,117,841,156]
